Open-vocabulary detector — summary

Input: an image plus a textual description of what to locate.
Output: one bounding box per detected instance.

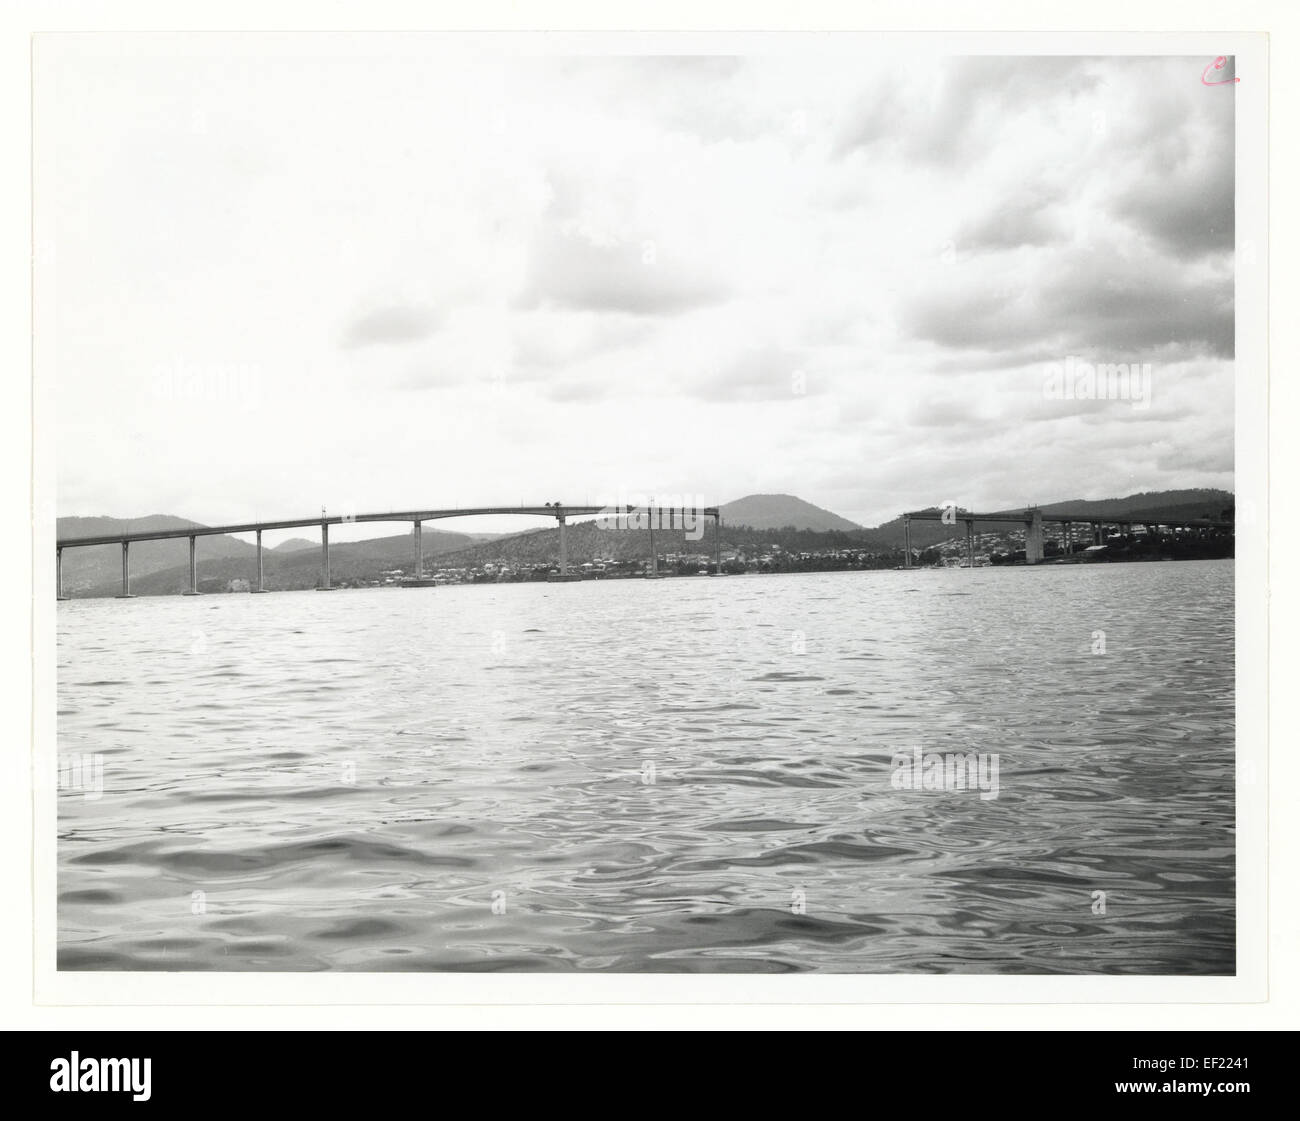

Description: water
[56,560,1234,973]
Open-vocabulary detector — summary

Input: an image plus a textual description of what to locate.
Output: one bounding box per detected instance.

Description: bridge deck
[903,510,1232,529]
[57,505,722,549]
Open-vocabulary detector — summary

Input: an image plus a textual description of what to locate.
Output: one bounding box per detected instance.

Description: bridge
[902,507,1234,567]
[55,503,723,599]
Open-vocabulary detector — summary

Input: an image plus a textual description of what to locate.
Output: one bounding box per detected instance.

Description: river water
[56,560,1234,973]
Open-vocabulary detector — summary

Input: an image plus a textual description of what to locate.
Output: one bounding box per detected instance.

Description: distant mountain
[720,494,861,532]
[271,537,317,553]
[1035,489,1234,522]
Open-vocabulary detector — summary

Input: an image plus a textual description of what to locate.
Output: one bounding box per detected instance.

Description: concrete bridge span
[901,508,1233,568]
[55,503,723,599]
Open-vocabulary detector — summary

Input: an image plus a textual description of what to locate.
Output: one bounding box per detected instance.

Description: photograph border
[29,25,1269,1009]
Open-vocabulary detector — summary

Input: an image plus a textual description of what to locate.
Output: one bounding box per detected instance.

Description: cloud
[341,304,442,348]
[904,397,989,429]
[539,377,605,403]
[690,345,811,402]
[515,221,728,316]
[956,186,1063,250]
[388,367,453,392]
[1113,148,1234,258]
[509,312,652,373]
[1155,444,1234,473]
[832,85,906,158]
[903,241,1233,360]
[835,56,1101,165]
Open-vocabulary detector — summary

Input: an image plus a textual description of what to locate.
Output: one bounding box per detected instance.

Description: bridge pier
[402,520,439,587]
[183,535,201,594]
[318,522,332,590]
[252,528,267,591]
[903,515,912,568]
[115,541,135,598]
[714,512,722,573]
[1025,509,1044,565]
[56,547,68,600]
[965,519,974,568]
[648,506,659,577]
[544,504,582,582]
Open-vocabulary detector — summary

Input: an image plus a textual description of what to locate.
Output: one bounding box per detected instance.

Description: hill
[720,494,862,532]
[1037,490,1234,523]
[869,489,1234,550]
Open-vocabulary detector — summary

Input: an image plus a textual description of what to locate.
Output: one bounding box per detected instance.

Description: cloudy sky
[41,41,1234,539]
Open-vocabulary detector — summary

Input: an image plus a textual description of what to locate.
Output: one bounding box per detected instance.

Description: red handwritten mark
[1201,56,1239,86]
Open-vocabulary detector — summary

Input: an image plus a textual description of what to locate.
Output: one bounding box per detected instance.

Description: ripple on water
[57,563,1235,973]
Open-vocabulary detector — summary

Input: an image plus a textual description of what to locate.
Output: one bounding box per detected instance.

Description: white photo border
[29,26,1269,1009]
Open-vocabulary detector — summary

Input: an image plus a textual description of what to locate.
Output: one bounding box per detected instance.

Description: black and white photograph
[26,23,1273,1010]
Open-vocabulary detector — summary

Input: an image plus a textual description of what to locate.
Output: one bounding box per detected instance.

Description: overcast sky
[41,43,1234,539]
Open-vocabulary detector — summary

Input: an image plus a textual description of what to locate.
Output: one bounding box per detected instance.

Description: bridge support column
[1025,509,1044,565]
[714,512,722,573]
[903,516,912,568]
[1093,523,1102,545]
[115,541,135,598]
[965,520,974,568]
[414,520,423,580]
[183,535,200,594]
[557,515,567,575]
[318,522,332,590]
[56,547,68,600]
[648,507,658,576]
[253,529,267,592]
